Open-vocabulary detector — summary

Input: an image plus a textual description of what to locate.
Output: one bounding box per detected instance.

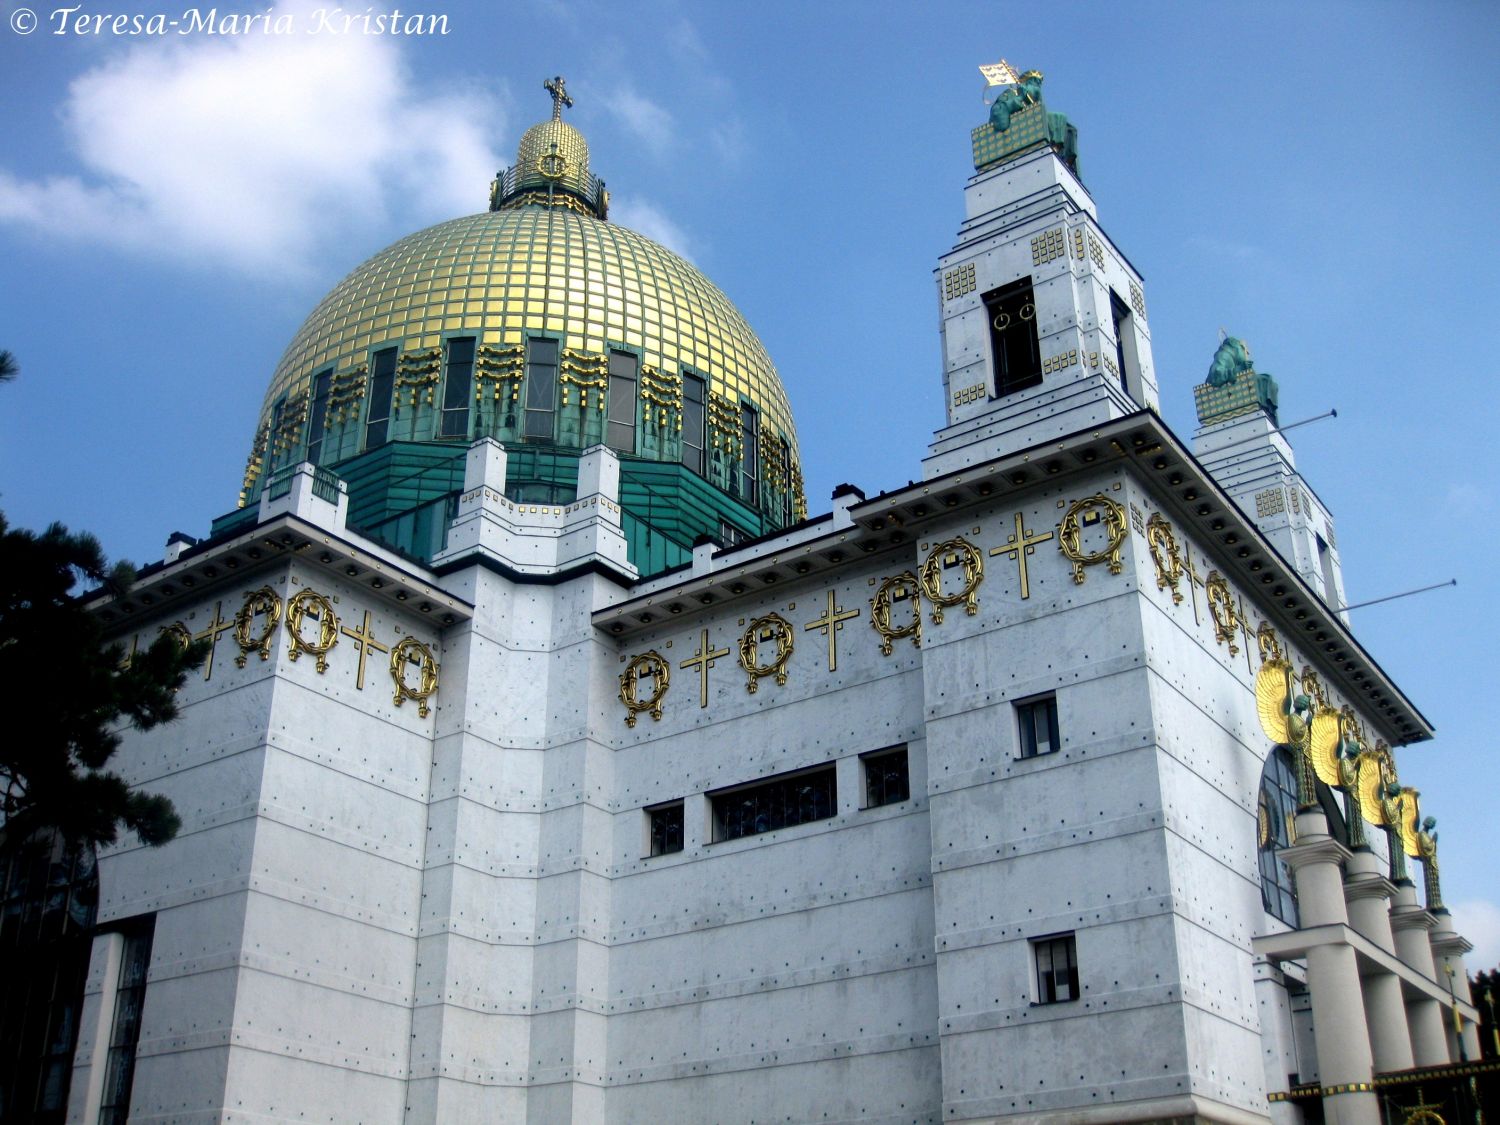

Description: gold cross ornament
[990,511,1054,599]
[680,628,731,709]
[192,601,235,681]
[340,609,390,691]
[805,589,860,672]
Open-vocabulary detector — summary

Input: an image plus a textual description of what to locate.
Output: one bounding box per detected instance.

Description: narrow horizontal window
[711,764,836,843]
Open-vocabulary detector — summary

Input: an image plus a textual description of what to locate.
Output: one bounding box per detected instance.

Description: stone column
[1388,881,1449,1066]
[1429,913,1481,1062]
[1342,848,1414,1073]
[1281,810,1379,1125]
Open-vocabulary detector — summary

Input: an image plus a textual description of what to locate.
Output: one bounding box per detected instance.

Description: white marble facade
[69,115,1476,1125]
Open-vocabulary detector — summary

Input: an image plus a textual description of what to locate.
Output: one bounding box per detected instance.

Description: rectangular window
[440,337,476,439]
[984,278,1042,396]
[739,403,759,506]
[711,764,836,843]
[717,520,746,548]
[1033,933,1079,1004]
[862,746,910,808]
[1109,291,1133,398]
[1016,694,1060,759]
[647,802,684,856]
[365,347,397,449]
[98,917,156,1125]
[606,348,638,453]
[682,372,706,474]
[305,368,333,465]
[523,337,559,441]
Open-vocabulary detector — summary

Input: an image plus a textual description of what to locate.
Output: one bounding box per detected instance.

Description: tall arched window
[1258,747,1300,926]
[0,828,99,1122]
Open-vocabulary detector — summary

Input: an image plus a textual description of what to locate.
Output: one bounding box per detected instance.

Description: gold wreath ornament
[160,621,192,651]
[870,572,923,655]
[234,586,282,667]
[390,636,439,717]
[919,537,985,624]
[619,651,670,727]
[286,589,340,673]
[1145,514,1183,603]
[1256,622,1283,666]
[1205,572,1240,655]
[1057,494,1129,584]
[738,614,794,693]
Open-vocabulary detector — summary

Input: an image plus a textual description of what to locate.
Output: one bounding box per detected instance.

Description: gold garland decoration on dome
[286,589,340,673]
[738,613,794,693]
[390,636,439,717]
[1057,494,1129,584]
[870,572,923,655]
[234,586,282,667]
[1145,513,1184,604]
[619,651,670,727]
[919,537,985,624]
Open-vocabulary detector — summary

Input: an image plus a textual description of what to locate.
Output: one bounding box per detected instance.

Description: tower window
[306,367,332,465]
[1032,933,1079,1003]
[984,278,1042,395]
[682,372,706,474]
[365,347,397,449]
[440,337,476,439]
[524,337,559,441]
[606,348,638,453]
[1015,694,1060,758]
[740,403,759,506]
[1109,291,1134,399]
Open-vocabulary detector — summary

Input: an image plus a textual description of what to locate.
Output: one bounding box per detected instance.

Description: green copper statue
[1208,336,1254,387]
[988,69,1080,175]
[989,70,1044,132]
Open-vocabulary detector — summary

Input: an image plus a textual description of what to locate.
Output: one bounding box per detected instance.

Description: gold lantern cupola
[489,75,609,220]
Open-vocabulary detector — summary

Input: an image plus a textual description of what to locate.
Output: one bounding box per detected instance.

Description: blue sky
[2,1,1497,963]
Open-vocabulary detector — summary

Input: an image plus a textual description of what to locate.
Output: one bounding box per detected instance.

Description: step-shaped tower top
[925,62,1160,479]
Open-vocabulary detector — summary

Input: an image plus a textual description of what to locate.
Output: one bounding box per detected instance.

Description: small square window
[1032,933,1079,1004]
[1016,695,1060,758]
[647,802,684,856]
[862,746,910,809]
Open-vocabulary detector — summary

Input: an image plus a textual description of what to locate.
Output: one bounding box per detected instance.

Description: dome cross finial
[544,75,573,121]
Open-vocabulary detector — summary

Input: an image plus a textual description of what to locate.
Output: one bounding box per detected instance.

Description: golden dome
[512,117,592,196]
[254,206,799,479]
[243,75,804,539]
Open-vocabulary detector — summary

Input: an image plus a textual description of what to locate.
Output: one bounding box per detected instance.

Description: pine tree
[0,513,206,851]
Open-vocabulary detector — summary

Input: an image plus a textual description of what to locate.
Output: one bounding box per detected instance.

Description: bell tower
[925,63,1160,479]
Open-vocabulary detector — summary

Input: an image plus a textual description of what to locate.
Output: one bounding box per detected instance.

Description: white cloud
[609,195,699,264]
[603,87,676,155]
[1452,899,1500,971]
[0,19,501,278]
